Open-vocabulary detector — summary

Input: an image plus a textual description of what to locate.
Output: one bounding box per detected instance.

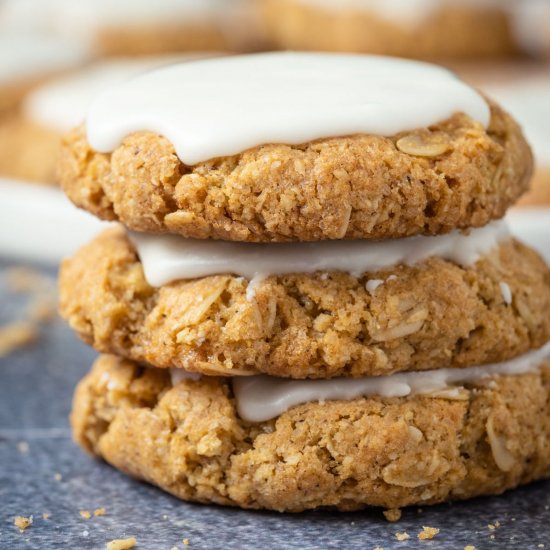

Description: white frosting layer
[23,56,213,133]
[86,53,490,166]
[0,33,89,86]
[233,342,550,422]
[130,221,509,287]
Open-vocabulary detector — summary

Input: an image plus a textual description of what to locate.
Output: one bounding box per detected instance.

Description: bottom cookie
[72,354,550,512]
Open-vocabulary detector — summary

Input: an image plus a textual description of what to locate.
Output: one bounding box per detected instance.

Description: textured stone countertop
[1,257,549,550]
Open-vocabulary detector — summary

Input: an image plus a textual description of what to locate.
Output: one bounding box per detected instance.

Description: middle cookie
[59,226,550,379]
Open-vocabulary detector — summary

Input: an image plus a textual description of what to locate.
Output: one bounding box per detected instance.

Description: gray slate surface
[1,257,550,550]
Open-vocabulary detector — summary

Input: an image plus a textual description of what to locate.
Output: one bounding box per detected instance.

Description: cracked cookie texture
[72,354,550,512]
[58,101,532,242]
[58,227,550,379]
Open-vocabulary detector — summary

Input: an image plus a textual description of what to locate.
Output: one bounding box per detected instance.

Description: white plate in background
[0,178,111,265]
[508,207,550,264]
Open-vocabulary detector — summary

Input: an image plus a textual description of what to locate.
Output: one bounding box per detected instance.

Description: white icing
[23,56,214,133]
[0,33,89,86]
[233,342,550,422]
[130,221,509,287]
[86,53,490,166]
[500,282,512,305]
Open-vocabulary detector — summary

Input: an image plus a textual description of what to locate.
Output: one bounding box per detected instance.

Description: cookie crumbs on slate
[80,510,92,519]
[95,508,107,517]
[42,513,50,520]
[14,516,32,532]
[395,532,410,541]
[418,526,440,540]
[106,537,137,550]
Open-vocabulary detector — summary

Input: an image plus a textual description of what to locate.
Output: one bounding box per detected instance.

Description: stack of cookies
[59,53,550,513]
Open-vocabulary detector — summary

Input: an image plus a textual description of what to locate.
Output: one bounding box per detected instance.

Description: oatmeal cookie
[262,0,520,60]
[0,114,60,183]
[58,227,550,379]
[58,100,532,242]
[72,354,550,512]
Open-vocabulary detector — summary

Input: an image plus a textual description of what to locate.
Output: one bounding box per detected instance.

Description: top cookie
[59,53,533,242]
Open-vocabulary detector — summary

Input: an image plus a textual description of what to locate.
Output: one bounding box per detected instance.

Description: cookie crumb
[54,472,62,481]
[94,508,107,517]
[373,547,384,550]
[383,508,402,522]
[537,545,544,548]
[0,321,37,357]
[80,510,92,520]
[395,532,410,541]
[14,516,33,532]
[106,538,137,550]
[42,513,50,520]
[17,441,29,454]
[183,539,190,546]
[464,546,476,550]
[418,526,440,540]
[490,535,495,540]
[488,520,501,530]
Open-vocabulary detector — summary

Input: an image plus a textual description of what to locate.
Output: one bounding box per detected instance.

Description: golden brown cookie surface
[72,354,550,512]
[59,227,550,379]
[59,101,532,242]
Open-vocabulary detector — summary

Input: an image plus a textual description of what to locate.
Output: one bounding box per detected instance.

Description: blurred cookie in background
[0,32,89,115]
[0,55,220,184]
[0,0,259,57]
[261,0,550,60]
[456,61,550,207]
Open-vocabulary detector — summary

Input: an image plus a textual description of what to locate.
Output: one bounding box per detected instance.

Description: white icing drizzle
[23,56,215,133]
[0,33,89,86]
[86,53,490,166]
[233,342,550,422]
[130,221,509,288]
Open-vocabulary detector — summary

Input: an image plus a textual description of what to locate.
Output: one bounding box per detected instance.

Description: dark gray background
[1,258,549,550]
